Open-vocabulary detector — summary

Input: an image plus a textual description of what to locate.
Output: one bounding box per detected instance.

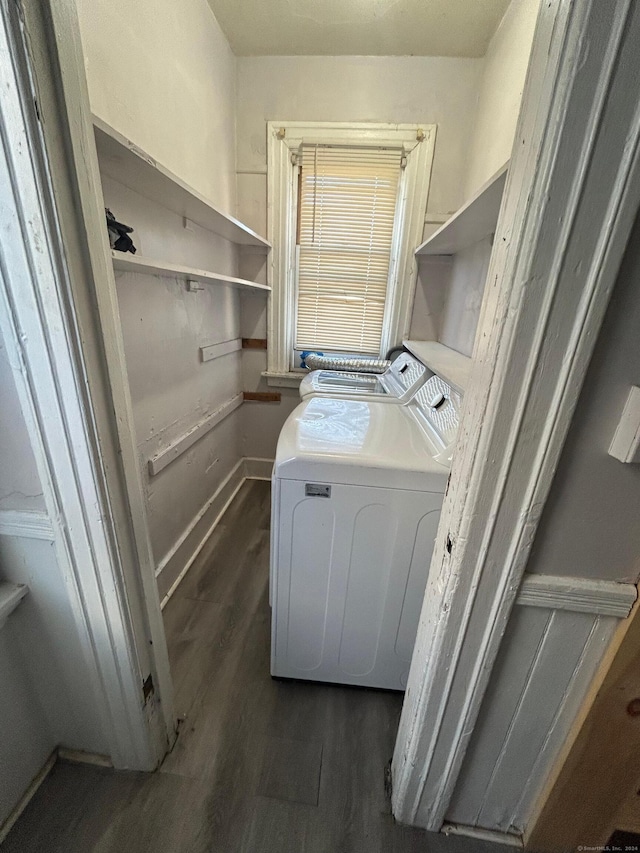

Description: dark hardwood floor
[4,480,503,853]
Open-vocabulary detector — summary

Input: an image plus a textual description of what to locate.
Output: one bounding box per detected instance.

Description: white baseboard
[156,458,245,604]
[441,823,523,848]
[0,750,56,844]
[155,456,273,608]
[0,745,116,844]
[243,457,274,480]
[57,747,112,768]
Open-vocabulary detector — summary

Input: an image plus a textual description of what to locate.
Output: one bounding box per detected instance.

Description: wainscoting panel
[445,574,635,838]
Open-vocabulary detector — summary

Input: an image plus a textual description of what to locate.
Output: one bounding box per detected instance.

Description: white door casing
[393,0,640,833]
[0,0,175,768]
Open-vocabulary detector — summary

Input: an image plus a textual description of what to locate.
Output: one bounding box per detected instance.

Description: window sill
[262,371,305,389]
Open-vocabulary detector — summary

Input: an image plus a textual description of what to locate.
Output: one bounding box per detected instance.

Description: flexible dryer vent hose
[304,353,391,374]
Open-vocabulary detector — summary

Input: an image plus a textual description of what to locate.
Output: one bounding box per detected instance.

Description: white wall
[463,0,539,199]
[236,55,483,459]
[237,55,482,222]
[0,536,112,829]
[409,0,538,361]
[106,179,243,586]
[408,257,452,344]
[76,0,247,595]
[409,239,492,358]
[75,0,237,211]
[0,333,54,825]
[0,338,45,513]
[0,336,108,827]
[0,624,52,827]
[439,237,493,356]
[0,537,109,755]
[526,212,640,584]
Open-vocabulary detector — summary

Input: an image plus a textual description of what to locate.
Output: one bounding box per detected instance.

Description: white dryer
[270,375,461,690]
[298,351,429,403]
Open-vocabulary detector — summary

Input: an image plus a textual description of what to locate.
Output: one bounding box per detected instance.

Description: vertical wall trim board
[473,611,554,826]
[509,615,615,832]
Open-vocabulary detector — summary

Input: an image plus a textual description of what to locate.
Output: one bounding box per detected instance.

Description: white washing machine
[298,351,430,403]
[270,375,461,690]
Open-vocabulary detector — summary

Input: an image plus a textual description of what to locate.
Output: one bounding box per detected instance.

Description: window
[266,122,436,384]
[296,144,403,354]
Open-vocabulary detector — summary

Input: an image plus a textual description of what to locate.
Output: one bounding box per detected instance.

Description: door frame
[4,0,640,816]
[392,0,640,832]
[0,0,175,768]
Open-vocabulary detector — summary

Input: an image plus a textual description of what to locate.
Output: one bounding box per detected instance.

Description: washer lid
[275,397,450,491]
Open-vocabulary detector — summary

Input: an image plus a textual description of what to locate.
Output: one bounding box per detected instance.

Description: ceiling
[207,0,511,58]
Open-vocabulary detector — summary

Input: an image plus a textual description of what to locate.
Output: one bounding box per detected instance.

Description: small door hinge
[142,673,154,703]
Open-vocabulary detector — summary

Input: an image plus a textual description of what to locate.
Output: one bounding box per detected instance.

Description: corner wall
[526,211,640,583]
[410,0,539,359]
[75,0,237,209]
[0,332,108,828]
[463,0,539,199]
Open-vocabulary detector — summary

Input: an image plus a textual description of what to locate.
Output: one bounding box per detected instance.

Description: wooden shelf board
[403,340,472,393]
[416,162,509,256]
[111,252,271,293]
[93,116,270,250]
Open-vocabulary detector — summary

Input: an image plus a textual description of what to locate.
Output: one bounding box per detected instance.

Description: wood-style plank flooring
[4,480,503,853]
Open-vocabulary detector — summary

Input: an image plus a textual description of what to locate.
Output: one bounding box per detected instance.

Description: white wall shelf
[111,252,271,293]
[416,162,509,256]
[93,116,271,250]
[0,582,28,629]
[403,340,472,393]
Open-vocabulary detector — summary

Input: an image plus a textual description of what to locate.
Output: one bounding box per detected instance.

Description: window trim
[265,121,437,383]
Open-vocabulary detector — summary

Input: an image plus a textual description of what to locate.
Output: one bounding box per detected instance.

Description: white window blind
[295,143,403,354]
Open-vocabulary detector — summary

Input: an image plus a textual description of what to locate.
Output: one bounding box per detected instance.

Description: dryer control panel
[411,375,462,459]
